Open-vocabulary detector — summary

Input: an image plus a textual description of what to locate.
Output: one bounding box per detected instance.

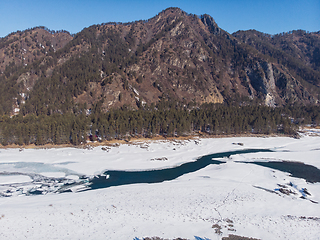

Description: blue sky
[0,0,319,38]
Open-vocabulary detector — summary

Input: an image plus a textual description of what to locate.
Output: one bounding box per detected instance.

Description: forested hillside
[233,29,320,99]
[0,8,319,146]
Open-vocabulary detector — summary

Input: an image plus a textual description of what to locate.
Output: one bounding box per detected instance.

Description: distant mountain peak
[200,14,221,35]
[159,7,186,15]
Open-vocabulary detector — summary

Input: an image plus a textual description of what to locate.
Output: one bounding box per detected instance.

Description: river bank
[0,132,297,149]
[3,125,319,150]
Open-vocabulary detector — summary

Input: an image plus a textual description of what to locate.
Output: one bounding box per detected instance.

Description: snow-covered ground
[0,133,319,240]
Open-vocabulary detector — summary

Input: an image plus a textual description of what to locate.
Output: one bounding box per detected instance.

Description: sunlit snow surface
[0,133,319,240]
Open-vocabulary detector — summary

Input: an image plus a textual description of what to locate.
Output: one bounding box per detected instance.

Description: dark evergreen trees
[1,103,318,146]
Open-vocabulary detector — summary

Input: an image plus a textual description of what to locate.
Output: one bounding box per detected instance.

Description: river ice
[0,133,319,239]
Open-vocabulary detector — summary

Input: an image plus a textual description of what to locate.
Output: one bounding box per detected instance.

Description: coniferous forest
[1,101,319,146]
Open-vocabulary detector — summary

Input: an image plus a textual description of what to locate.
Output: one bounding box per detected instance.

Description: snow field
[0,135,319,239]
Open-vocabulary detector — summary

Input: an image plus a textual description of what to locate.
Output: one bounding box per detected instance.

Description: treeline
[1,103,319,146]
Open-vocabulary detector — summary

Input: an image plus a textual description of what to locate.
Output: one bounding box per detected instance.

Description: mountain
[0,27,72,114]
[233,29,320,103]
[0,7,319,116]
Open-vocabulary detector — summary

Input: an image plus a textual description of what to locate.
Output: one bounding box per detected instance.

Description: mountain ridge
[0,7,319,116]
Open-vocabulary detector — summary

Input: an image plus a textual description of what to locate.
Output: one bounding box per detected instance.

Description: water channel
[244,161,320,183]
[3,148,319,196]
[89,149,273,190]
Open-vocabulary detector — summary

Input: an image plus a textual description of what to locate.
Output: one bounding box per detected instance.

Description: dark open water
[89,149,273,190]
[245,161,320,183]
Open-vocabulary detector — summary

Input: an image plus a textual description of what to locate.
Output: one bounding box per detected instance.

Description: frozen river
[0,135,319,239]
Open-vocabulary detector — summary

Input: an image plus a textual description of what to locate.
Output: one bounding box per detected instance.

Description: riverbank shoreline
[4,125,319,149]
[0,132,294,149]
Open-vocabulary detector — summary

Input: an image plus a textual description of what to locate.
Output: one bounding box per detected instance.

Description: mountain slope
[0,8,319,116]
[233,29,320,98]
[0,27,72,114]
